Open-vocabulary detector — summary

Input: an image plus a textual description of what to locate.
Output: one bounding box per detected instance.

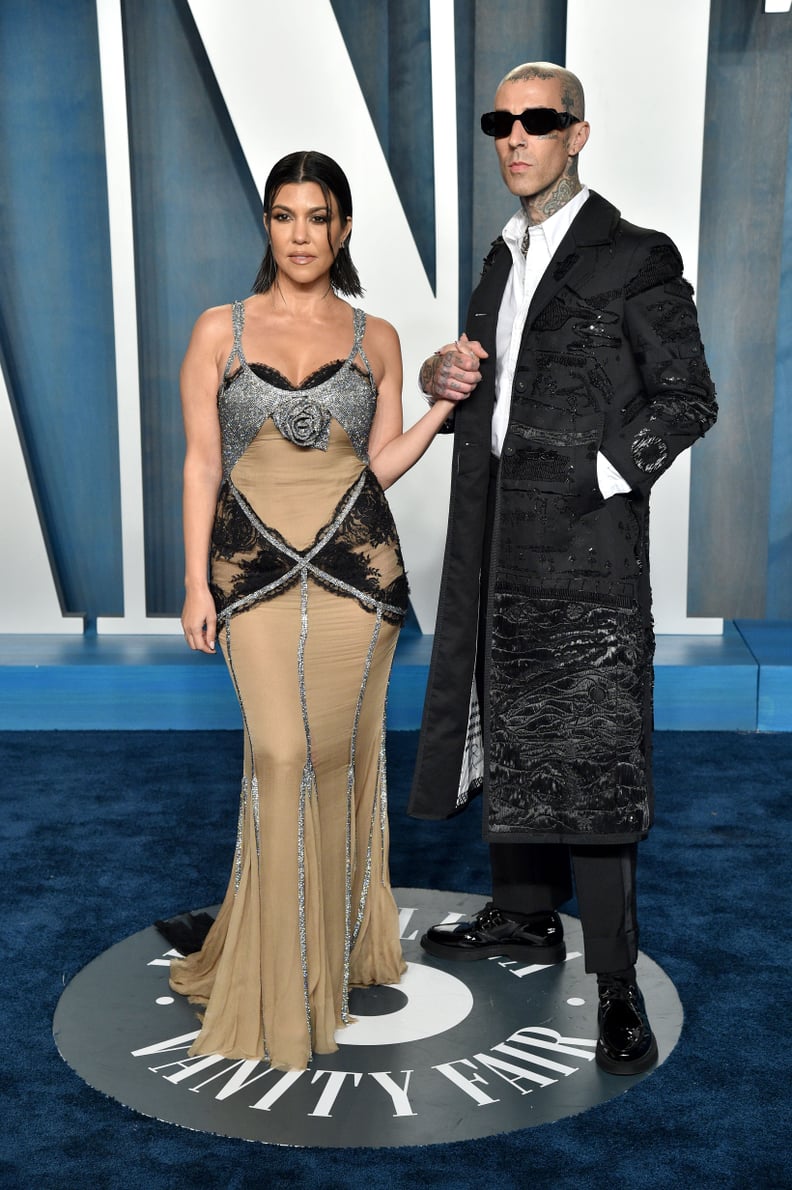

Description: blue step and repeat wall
[0,0,790,640]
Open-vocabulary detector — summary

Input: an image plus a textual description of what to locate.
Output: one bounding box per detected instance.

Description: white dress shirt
[492,188,630,498]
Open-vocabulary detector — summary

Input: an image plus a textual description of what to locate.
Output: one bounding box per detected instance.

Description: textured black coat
[408,192,717,844]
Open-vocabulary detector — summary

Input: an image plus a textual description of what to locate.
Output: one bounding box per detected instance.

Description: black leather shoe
[595,976,659,1075]
[420,903,565,963]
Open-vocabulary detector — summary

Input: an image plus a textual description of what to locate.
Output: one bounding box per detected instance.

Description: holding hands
[419,333,488,405]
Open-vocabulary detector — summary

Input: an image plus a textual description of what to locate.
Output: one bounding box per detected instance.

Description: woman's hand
[418,333,488,403]
[181,586,217,653]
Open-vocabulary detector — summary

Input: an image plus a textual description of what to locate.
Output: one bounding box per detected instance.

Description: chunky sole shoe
[595,1032,658,1076]
[595,979,659,1075]
[419,903,566,964]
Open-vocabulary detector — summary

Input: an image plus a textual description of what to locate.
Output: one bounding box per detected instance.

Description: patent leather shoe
[595,976,658,1075]
[420,903,566,963]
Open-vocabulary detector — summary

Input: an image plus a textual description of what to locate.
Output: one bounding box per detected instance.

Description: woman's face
[265,181,351,286]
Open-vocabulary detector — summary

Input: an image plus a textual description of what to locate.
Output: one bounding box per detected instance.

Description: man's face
[492,76,588,202]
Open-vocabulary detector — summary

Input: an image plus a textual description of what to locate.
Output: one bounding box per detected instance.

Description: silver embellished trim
[297,570,315,784]
[297,760,315,1044]
[378,711,389,880]
[233,776,248,894]
[216,473,403,627]
[224,617,262,887]
[296,568,315,1041]
[223,298,246,377]
[341,608,383,1018]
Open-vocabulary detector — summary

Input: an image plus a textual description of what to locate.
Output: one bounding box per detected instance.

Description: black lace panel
[310,472,409,618]
[488,591,653,839]
[210,471,408,626]
[209,482,296,607]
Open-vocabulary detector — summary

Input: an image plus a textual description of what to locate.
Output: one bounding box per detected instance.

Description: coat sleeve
[599,233,718,493]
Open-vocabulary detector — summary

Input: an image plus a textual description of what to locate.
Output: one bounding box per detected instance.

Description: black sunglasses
[480,107,581,138]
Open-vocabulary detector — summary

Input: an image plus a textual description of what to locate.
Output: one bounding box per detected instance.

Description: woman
[169,150,453,1072]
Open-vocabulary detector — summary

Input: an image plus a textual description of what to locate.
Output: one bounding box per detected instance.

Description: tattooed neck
[522,163,583,225]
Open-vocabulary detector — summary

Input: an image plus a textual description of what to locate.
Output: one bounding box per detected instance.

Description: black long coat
[408,192,717,845]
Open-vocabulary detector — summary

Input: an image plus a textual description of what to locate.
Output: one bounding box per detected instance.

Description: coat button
[515,380,526,393]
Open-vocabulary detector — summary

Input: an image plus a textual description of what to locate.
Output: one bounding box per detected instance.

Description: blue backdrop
[0,0,790,623]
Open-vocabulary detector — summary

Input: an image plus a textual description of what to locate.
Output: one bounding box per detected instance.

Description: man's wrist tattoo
[420,350,457,400]
[419,353,441,395]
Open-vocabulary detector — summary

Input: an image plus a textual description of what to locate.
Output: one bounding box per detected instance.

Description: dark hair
[252,150,363,297]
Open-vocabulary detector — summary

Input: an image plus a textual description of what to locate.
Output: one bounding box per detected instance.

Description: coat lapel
[466,239,511,356]
[525,190,621,328]
[457,241,512,441]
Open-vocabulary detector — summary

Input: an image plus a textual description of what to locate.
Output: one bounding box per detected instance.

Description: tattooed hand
[419,333,487,404]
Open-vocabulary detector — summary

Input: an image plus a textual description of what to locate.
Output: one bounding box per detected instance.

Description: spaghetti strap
[350,308,374,385]
[223,300,247,378]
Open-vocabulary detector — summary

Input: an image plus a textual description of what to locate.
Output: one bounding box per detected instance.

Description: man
[408,62,717,1075]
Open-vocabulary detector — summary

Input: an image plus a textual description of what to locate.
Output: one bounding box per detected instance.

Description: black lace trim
[224,360,369,392]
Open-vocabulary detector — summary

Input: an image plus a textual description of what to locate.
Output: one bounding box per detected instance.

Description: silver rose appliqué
[273,397,331,451]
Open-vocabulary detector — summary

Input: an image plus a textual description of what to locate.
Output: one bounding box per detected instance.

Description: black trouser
[490,840,639,974]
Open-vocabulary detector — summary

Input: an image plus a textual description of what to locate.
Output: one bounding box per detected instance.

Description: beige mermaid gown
[170,302,407,1071]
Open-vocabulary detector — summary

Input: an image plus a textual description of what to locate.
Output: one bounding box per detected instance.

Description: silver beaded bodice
[217,300,376,479]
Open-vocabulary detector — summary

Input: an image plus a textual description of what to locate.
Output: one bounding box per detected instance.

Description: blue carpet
[1,730,789,1188]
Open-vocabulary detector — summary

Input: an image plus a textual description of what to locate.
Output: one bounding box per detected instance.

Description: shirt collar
[502,185,590,259]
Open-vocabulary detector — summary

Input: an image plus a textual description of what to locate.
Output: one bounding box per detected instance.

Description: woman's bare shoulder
[361,311,401,354]
[192,302,235,339]
[183,304,237,365]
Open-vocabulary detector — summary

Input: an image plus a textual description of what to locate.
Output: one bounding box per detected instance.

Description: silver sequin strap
[351,307,374,386]
[223,299,247,378]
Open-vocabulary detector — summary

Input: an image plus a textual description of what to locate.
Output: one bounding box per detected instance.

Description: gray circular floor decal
[53,889,682,1147]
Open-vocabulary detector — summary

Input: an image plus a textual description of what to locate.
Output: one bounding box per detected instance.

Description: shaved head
[499,62,585,119]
